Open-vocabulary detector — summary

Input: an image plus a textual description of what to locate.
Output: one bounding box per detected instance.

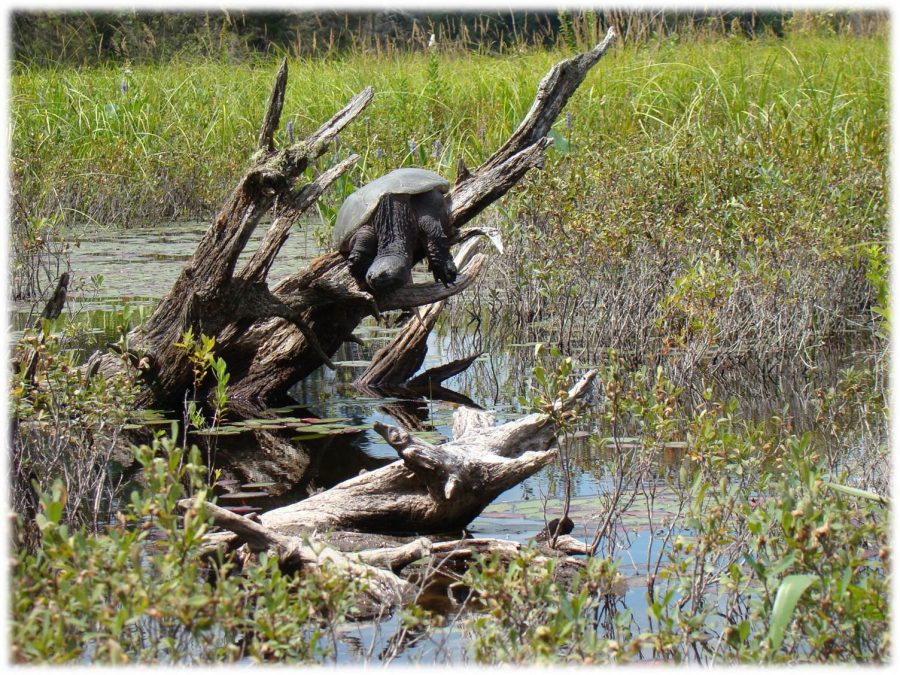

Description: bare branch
[448,137,552,229]
[240,154,359,283]
[257,57,288,153]
[183,500,416,608]
[476,28,616,175]
[302,86,374,158]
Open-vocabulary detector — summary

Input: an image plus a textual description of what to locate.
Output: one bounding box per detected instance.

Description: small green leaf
[766,551,796,578]
[743,553,766,579]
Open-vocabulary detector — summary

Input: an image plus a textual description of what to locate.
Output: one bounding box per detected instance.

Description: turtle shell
[334,168,450,249]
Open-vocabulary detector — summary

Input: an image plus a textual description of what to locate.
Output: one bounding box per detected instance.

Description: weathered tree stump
[85,29,616,407]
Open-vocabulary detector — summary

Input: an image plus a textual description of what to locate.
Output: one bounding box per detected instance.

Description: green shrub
[463,551,627,664]
[453,351,888,665]
[10,433,364,664]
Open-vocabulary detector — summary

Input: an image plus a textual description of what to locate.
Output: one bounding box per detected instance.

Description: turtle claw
[431,259,458,287]
[347,251,372,280]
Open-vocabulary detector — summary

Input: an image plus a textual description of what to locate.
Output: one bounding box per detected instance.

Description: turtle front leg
[424,236,457,286]
[346,225,377,281]
[414,192,457,286]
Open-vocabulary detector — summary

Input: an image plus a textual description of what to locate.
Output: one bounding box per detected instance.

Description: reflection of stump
[41,271,70,320]
[18,272,71,385]
[84,30,617,408]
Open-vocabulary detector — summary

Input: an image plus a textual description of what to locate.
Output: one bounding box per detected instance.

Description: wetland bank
[9,10,889,665]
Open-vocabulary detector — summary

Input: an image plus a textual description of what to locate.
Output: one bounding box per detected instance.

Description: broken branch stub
[256,57,288,153]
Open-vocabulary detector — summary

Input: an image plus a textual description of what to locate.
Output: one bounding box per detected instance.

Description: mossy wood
[86,29,615,407]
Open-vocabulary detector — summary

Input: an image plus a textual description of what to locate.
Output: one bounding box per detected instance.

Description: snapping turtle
[334,168,458,293]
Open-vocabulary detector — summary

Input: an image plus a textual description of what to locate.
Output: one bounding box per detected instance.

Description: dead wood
[85,72,376,405]
[188,503,589,620]
[41,271,70,320]
[404,353,482,389]
[249,370,595,535]
[189,369,594,567]
[85,31,616,406]
[185,498,417,611]
[185,505,588,615]
[177,370,599,614]
[471,28,616,182]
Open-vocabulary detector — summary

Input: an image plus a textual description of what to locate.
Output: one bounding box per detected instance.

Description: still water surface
[15,220,875,663]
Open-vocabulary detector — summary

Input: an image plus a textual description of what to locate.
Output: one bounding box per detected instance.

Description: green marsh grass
[475,32,887,368]
[11,31,884,226]
[11,50,555,228]
[11,30,886,361]
[12,31,887,369]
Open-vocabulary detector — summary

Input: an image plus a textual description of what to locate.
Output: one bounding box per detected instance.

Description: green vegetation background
[11,9,886,236]
[9,10,890,666]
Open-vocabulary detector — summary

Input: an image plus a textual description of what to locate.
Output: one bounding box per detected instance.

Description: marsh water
[11,220,878,663]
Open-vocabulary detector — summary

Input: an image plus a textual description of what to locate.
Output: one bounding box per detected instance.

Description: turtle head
[366,254,412,294]
[364,192,418,294]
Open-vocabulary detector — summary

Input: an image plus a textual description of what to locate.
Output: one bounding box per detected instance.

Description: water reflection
[17,220,879,540]
[119,320,875,544]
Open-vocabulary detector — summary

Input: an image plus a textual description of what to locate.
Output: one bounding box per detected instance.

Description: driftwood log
[180,371,595,612]
[85,29,616,407]
[184,499,589,616]
[193,370,595,542]
[262,369,595,534]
